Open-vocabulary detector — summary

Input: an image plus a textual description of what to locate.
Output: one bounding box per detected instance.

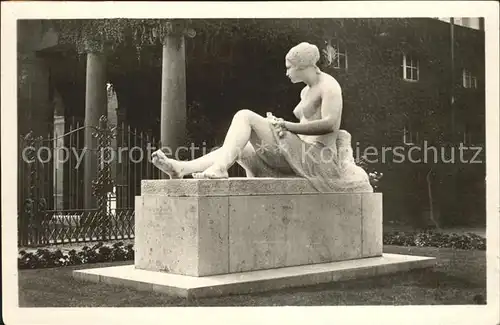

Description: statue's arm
[284,85,341,135]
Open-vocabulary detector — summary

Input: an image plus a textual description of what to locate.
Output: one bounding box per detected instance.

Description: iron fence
[18,116,161,247]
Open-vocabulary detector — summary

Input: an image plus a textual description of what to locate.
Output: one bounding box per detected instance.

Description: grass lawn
[18,245,486,307]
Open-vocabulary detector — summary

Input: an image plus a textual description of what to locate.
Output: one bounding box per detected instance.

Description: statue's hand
[266,112,285,127]
[266,113,287,138]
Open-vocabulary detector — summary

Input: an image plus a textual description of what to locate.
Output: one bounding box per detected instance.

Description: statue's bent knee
[234,109,255,121]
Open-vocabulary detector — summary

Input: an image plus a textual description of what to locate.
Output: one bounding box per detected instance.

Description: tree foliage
[52,19,193,53]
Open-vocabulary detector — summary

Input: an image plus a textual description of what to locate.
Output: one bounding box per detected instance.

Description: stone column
[83,51,107,209]
[52,89,66,210]
[18,54,52,137]
[115,89,128,209]
[160,33,187,166]
[53,115,65,210]
[107,84,118,181]
[107,84,119,210]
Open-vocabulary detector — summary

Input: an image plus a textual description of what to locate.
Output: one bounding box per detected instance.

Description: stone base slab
[73,253,436,299]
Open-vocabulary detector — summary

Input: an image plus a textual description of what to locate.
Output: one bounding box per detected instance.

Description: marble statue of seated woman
[152,42,373,193]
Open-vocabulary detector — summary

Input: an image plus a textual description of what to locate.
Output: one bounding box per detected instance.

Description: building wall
[317,19,485,147]
[18,18,486,226]
[436,17,484,30]
[312,18,486,226]
[182,18,486,226]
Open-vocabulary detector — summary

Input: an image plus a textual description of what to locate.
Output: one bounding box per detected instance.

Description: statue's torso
[294,73,342,148]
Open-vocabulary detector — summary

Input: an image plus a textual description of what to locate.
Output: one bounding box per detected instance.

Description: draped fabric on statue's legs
[240,122,373,193]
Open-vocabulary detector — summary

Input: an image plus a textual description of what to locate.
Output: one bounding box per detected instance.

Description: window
[461,18,470,27]
[322,39,348,69]
[435,18,482,30]
[402,54,419,81]
[462,69,478,88]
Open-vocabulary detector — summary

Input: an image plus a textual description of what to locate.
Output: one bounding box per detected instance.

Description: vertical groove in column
[360,194,364,256]
[196,196,200,275]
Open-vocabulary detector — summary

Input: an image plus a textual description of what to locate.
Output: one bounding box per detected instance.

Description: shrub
[383,231,486,250]
[18,231,485,269]
[355,157,384,192]
[18,241,134,270]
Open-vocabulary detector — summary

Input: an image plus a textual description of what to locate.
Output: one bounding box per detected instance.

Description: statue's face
[285,59,304,84]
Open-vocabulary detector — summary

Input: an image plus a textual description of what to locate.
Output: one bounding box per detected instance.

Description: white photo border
[2,2,499,325]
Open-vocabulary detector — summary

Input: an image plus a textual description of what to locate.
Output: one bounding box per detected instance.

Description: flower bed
[18,231,485,269]
[383,231,486,250]
[18,242,134,270]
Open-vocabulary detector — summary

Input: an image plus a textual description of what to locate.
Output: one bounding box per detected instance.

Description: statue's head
[285,42,321,83]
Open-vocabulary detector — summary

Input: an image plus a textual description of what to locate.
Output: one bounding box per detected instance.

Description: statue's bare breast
[294,74,342,147]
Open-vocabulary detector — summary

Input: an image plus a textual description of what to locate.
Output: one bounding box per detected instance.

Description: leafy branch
[52,19,193,54]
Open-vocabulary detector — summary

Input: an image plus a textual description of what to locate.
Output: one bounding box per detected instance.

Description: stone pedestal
[135,178,382,276]
[74,178,435,298]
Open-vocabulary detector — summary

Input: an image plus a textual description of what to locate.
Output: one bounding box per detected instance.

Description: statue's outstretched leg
[152,142,258,179]
[151,150,185,179]
[193,109,277,179]
[153,109,277,179]
[152,147,221,179]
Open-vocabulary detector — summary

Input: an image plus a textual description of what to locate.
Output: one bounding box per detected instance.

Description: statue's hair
[286,42,321,73]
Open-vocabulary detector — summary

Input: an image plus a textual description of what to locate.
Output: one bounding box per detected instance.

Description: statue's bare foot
[151,150,185,179]
[192,164,229,179]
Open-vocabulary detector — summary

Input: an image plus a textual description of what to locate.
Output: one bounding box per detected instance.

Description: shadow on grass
[188,268,486,307]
